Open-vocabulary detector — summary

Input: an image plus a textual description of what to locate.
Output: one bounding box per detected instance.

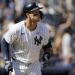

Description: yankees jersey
[3,21,50,64]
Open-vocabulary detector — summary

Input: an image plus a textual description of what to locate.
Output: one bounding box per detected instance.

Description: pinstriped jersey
[3,21,50,63]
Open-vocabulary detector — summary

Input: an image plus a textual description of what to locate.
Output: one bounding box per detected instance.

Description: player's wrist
[4,60,12,72]
[4,59,11,65]
[5,60,11,64]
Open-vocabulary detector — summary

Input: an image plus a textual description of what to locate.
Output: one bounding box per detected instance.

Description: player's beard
[25,18,38,31]
[29,20,37,31]
[33,15,40,22]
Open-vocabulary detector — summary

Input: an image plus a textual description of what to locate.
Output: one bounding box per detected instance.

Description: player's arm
[1,28,18,72]
[1,38,13,72]
[42,38,53,61]
[1,28,17,60]
[1,38,11,61]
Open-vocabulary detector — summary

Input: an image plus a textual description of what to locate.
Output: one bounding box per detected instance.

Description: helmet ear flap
[39,11,43,19]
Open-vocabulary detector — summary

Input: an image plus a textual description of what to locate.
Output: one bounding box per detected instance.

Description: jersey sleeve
[43,26,51,46]
[43,38,52,49]
[3,26,18,44]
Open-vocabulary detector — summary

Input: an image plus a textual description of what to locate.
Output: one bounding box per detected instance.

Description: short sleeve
[43,27,50,46]
[3,28,18,44]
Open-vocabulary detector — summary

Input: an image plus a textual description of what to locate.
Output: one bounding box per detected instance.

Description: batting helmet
[23,2,42,14]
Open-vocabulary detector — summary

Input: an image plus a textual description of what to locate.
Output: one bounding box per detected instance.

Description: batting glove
[4,61,13,72]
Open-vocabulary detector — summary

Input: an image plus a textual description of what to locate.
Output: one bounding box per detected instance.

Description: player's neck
[24,18,37,31]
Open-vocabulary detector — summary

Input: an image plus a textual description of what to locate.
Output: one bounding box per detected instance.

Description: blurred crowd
[0,0,75,74]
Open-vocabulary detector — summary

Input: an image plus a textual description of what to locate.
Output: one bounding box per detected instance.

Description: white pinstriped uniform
[3,21,50,75]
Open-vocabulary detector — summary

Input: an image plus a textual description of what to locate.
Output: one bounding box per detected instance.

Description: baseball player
[1,2,52,75]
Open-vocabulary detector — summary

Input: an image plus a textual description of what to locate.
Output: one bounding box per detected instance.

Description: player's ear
[26,13,30,18]
[39,11,43,19]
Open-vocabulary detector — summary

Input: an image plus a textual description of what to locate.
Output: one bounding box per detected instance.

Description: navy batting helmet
[23,2,42,14]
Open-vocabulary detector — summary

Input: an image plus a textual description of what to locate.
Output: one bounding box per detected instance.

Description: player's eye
[33,13,39,16]
[33,12,40,16]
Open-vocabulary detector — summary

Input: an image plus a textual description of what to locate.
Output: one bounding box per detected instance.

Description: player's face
[27,10,41,22]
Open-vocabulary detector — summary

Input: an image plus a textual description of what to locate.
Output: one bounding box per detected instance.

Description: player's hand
[4,61,13,72]
[43,52,50,62]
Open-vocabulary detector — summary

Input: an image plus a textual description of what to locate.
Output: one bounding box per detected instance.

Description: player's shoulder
[38,22,49,33]
[15,21,24,29]
[9,21,24,31]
